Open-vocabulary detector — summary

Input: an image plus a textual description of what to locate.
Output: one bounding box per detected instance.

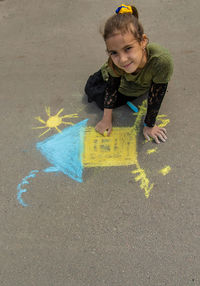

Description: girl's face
[106,30,148,74]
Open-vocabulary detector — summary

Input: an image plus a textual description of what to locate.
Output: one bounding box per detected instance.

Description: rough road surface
[0,1,199,285]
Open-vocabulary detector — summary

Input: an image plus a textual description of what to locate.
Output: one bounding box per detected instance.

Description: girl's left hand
[143,125,167,144]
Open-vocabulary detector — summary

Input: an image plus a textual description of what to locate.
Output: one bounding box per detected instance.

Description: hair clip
[115,4,133,14]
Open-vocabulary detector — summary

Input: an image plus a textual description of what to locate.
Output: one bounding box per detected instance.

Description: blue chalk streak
[17,189,28,207]
[17,170,39,207]
[43,166,59,173]
[127,101,138,113]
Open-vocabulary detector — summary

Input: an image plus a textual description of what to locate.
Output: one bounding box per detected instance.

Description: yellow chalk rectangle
[82,127,137,167]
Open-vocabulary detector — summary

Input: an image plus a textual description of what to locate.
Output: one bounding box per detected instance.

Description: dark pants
[85,70,136,110]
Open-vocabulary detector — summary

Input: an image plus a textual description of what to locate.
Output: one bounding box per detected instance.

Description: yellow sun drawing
[33,106,79,137]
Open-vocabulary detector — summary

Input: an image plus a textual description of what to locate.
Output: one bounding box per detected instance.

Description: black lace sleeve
[144,82,168,127]
[104,75,121,109]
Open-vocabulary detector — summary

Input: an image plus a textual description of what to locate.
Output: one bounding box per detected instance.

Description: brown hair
[103,6,144,42]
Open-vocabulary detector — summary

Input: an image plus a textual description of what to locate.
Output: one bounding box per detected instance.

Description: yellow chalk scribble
[159,166,171,176]
[157,115,170,128]
[147,148,157,154]
[33,106,78,137]
[129,100,157,198]
[132,165,154,198]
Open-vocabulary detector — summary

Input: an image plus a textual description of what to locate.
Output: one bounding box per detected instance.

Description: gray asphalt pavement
[0,0,200,285]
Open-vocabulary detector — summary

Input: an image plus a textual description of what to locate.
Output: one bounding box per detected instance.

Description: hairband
[115,4,133,15]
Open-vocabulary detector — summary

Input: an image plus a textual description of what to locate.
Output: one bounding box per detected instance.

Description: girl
[85,4,173,144]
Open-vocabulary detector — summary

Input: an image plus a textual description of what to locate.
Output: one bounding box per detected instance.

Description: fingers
[157,133,167,142]
[154,132,167,144]
[95,123,105,135]
[152,135,160,144]
[144,134,151,141]
[95,119,112,136]
[144,126,168,144]
[103,128,112,137]
[157,129,167,142]
[107,127,112,136]
[95,126,102,134]
[95,126,104,135]
[160,127,167,134]
[95,124,112,137]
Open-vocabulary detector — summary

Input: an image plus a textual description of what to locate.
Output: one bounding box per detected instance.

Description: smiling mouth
[123,62,132,68]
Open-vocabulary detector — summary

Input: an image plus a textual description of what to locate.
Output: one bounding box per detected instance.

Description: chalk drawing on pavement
[159,166,171,176]
[17,170,39,207]
[17,100,171,206]
[32,106,79,137]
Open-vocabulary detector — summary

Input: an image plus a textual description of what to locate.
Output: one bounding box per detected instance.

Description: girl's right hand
[95,119,112,136]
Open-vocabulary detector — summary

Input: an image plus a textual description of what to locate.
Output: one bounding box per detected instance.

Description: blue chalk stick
[127,101,138,113]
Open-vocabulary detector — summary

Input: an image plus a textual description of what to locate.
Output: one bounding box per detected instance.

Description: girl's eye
[110,51,117,56]
[125,46,132,51]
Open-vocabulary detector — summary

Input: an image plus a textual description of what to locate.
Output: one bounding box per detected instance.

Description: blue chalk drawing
[17,170,39,207]
[17,119,88,207]
[37,119,88,182]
